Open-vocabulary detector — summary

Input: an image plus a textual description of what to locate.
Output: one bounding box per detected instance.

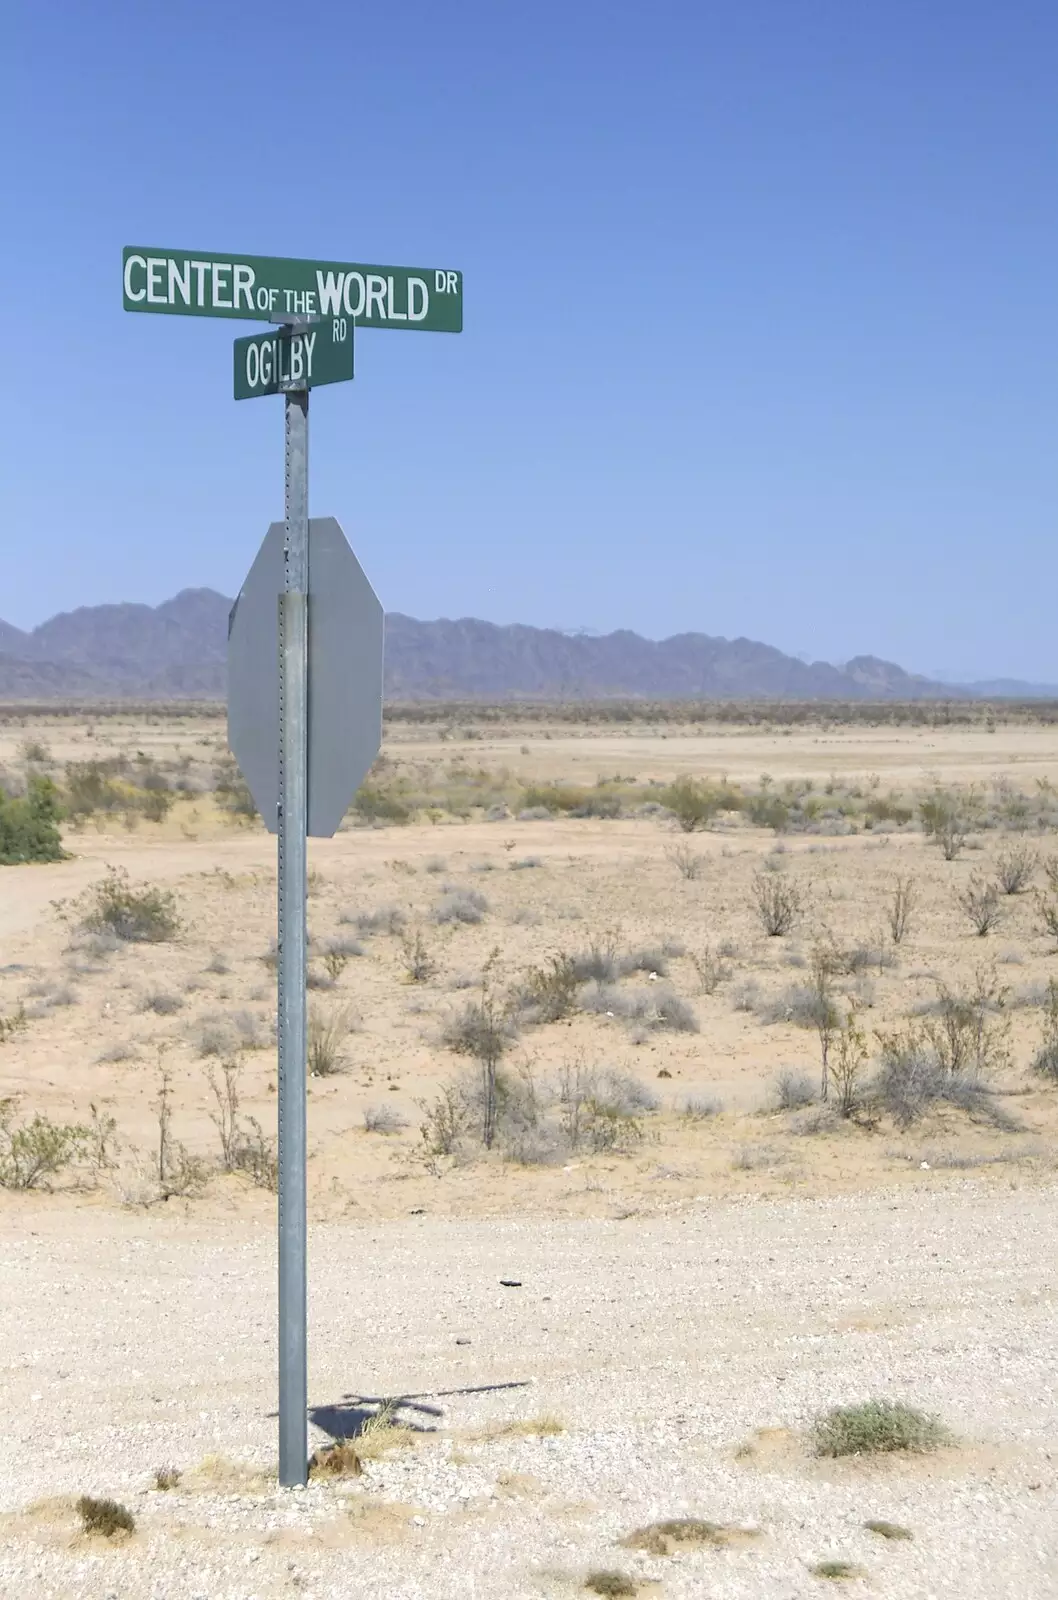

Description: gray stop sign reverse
[228,516,384,838]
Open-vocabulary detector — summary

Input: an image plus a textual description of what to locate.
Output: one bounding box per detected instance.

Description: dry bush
[690,945,731,994]
[433,888,488,925]
[0,1103,88,1189]
[153,1466,181,1491]
[309,1440,363,1480]
[958,874,1002,937]
[196,1009,267,1056]
[77,867,180,943]
[667,843,704,879]
[399,927,437,983]
[1035,890,1058,947]
[578,983,698,1033]
[774,1069,816,1110]
[141,989,183,1015]
[828,1011,869,1117]
[205,1059,277,1189]
[308,1006,356,1076]
[349,904,406,936]
[996,844,1038,895]
[622,1518,751,1555]
[513,953,579,1023]
[1031,979,1058,1083]
[682,1094,723,1119]
[753,871,803,936]
[441,955,516,1147]
[813,1400,950,1457]
[584,1574,637,1597]
[864,1520,912,1541]
[77,1496,135,1537]
[886,874,917,944]
[364,1105,408,1134]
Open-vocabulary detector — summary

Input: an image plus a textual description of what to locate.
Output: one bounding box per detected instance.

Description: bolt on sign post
[123,245,461,1487]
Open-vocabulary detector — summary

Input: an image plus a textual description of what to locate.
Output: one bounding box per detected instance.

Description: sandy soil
[2,709,1058,1594]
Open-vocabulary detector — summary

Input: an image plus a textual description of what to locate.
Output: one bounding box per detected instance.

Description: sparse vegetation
[364,1105,408,1134]
[78,867,180,943]
[308,1006,355,1076]
[753,870,803,936]
[622,1518,753,1555]
[0,1103,88,1189]
[811,1562,863,1582]
[813,1400,951,1457]
[433,887,488,924]
[0,775,65,864]
[309,1440,363,1479]
[1031,979,1058,1082]
[690,945,731,993]
[886,874,917,944]
[996,843,1038,895]
[584,1573,637,1598]
[775,1069,816,1110]
[864,1520,912,1540]
[958,873,1002,936]
[399,926,438,983]
[667,842,704,879]
[77,1496,135,1537]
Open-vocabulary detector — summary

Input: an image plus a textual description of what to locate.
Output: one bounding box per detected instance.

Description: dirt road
[1,1181,1056,1597]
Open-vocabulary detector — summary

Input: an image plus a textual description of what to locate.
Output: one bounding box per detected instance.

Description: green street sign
[234,319,354,401]
[123,246,462,332]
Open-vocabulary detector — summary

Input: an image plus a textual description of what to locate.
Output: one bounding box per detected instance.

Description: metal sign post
[277,368,310,1486]
[124,241,457,1493]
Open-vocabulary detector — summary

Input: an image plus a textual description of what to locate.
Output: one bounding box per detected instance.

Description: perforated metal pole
[277,381,309,1487]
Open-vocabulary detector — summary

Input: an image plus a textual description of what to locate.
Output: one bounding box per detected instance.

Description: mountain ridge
[0,589,1039,701]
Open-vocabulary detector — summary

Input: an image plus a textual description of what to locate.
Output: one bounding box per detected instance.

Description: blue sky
[3,0,1056,680]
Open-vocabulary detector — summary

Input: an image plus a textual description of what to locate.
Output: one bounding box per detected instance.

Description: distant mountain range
[0,589,1051,702]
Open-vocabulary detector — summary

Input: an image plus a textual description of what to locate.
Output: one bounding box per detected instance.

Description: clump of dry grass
[621,1517,757,1555]
[153,1466,181,1491]
[308,1440,363,1480]
[811,1560,864,1581]
[813,1400,951,1457]
[584,1572,637,1597]
[77,1495,135,1537]
[864,1519,912,1540]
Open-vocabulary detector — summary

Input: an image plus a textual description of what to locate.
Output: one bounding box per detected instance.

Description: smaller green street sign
[234,318,354,401]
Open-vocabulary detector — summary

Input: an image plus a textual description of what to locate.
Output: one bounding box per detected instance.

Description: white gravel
[1,1182,1057,1597]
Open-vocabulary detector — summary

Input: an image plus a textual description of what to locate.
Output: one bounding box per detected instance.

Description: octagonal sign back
[228,517,384,837]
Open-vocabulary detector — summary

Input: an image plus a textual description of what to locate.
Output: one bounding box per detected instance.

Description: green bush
[0,1103,89,1189]
[79,867,181,943]
[660,776,725,832]
[352,784,411,823]
[813,1400,950,1457]
[0,776,65,864]
[63,759,124,819]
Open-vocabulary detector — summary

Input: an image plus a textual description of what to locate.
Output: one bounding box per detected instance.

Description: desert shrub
[774,1069,816,1110]
[682,1095,723,1118]
[921,791,968,859]
[196,1009,267,1056]
[661,776,725,833]
[958,874,1002,937]
[618,946,670,978]
[690,946,731,994]
[418,1082,471,1157]
[886,874,917,944]
[309,1440,363,1480]
[864,1520,912,1541]
[584,1573,637,1597]
[919,971,1011,1078]
[755,983,831,1027]
[364,1105,408,1134]
[514,953,580,1023]
[579,983,698,1033]
[813,1400,950,1458]
[829,1011,868,1117]
[153,1466,181,1491]
[350,904,406,937]
[79,867,180,943]
[0,1005,27,1045]
[569,934,621,984]
[308,1006,355,1076]
[996,844,1038,895]
[1035,890,1058,947]
[0,1103,88,1189]
[872,1028,1014,1129]
[351,784,411,824]
[622,1518,743,1554]
[1031,979,1058,1082]
[667,843,704,879]
[0,775,65,865]
[213,756,258,823]
[141,989,183,1015]
[432,888,488,924]
[520,782,589,814]
[19,738,50,765]
[77,1496,135,1537]
[753,871,803,936]
[442,956,515,1147]
[399,927,437,982]
[556,1060,652,1152]
[64,759,124,819]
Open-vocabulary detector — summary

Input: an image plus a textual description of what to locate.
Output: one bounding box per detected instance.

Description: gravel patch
[0,1185,1057,1596]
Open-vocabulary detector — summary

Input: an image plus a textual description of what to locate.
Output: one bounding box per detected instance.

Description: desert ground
[1,703,1057,1597]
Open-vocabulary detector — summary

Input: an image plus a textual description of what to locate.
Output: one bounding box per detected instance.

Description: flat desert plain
[1,705,1057,1598]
